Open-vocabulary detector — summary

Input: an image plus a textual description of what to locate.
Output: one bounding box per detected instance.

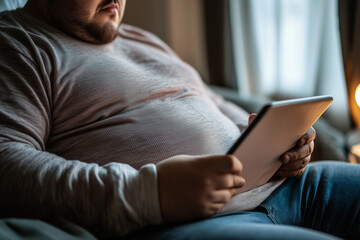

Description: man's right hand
[156,154,245,222]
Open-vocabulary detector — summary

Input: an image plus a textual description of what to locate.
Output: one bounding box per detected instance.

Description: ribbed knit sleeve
[0,24,163,237]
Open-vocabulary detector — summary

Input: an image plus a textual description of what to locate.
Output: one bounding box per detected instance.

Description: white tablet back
[228,95,333,193]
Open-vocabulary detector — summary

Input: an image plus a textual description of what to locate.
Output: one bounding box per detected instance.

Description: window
[229,0,351,131]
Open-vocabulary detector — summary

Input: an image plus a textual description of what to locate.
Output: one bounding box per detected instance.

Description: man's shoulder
[0,9,19,25]
[0,9,61,66]
[0,9,37,39]
[0,10,29,50]
[0,8,55,37]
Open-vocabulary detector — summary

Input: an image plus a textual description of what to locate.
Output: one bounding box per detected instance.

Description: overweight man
[0,0,359,239]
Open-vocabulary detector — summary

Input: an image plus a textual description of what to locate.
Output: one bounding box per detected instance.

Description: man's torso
[0,9,241,168]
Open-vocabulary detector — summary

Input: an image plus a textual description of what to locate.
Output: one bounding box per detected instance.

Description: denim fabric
[122,162,360,240]
[260,161,360,239]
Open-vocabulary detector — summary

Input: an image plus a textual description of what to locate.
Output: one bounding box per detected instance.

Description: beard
[48,0,120,44]
[84,21,119,44]
[60,15,119,44]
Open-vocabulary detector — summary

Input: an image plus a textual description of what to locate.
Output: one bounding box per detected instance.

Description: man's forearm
[0,141,162,237]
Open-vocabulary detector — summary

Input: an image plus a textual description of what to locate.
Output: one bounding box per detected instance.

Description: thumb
[248,113,257,125]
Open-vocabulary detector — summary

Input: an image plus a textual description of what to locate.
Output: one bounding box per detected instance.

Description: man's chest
[49,38,206,133]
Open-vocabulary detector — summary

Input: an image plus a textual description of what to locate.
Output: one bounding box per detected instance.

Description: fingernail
[298,138,306,146]
[241,177,246,185]
[282,154,290,164]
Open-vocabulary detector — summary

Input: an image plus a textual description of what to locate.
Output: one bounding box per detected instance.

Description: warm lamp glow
[356,84,360,107]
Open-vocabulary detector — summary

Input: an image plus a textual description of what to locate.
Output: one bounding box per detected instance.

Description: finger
[208,203,226,215]
[208,190,233,203]
[297,127,316,147]
[276,166,307,177]
[278,155,311,171]
[197,202,225,217]
[281,141,314,164]
[213,173,245,189]
[201,155,243,174]
[248,113,257,125]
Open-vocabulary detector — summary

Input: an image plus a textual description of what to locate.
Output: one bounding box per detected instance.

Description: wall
[122,0,209,81]
[122,0,169,42]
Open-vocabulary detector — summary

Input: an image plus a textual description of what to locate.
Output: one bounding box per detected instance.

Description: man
[0,0,359,239]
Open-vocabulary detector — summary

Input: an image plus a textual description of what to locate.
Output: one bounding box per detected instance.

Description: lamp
[348,83,360,163]
[339,0,360,163]
[356,83,360,107]
[347,79,360,128]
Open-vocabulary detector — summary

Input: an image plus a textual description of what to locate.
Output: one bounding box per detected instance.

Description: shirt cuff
[135,164,164,225]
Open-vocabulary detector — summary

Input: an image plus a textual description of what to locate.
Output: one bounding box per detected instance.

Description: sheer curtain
[0,0,27,11]
[229,0,351,131]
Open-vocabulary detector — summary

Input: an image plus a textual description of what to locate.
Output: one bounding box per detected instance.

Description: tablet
[228,95,333,193]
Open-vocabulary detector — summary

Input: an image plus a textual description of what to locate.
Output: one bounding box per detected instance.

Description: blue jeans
[123,162,360,240]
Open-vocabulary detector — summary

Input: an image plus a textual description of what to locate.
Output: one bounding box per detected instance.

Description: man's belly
[46,95,241,168]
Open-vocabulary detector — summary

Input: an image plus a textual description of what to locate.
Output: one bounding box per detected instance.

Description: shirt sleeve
[0,27,163,238]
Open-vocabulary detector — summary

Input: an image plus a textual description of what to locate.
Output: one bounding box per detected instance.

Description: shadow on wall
[123,0,209,82]
[122,0,169,42]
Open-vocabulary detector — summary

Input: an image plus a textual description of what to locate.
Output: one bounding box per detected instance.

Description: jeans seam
[259,204,279,224]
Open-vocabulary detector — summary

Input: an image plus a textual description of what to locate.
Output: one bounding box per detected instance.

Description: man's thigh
[122,211,338,240]
[260,161,360,239]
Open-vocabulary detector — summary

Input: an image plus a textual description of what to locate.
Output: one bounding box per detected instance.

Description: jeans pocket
[258,204,279,224]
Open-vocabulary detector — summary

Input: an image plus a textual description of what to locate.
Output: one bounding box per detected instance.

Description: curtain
[338,0,360,128]
[228,0,351,131]
[203,0,237,88]
[0,0,27,11]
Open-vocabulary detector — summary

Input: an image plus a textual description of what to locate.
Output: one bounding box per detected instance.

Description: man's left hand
[275,127,316,177]
[248,113,316,178]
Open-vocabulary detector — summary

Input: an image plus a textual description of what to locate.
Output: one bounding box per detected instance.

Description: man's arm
[0,144,162,237]
[0,43,163,237]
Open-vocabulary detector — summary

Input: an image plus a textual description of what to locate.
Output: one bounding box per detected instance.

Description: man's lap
[122,161,359,240]
[261,161,360,239]
[122,211,338,240]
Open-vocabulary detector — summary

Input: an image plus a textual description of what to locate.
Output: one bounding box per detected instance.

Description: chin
[81,21,120,44]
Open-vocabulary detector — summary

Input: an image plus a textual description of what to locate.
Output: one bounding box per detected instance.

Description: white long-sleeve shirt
[0,9,282,237]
